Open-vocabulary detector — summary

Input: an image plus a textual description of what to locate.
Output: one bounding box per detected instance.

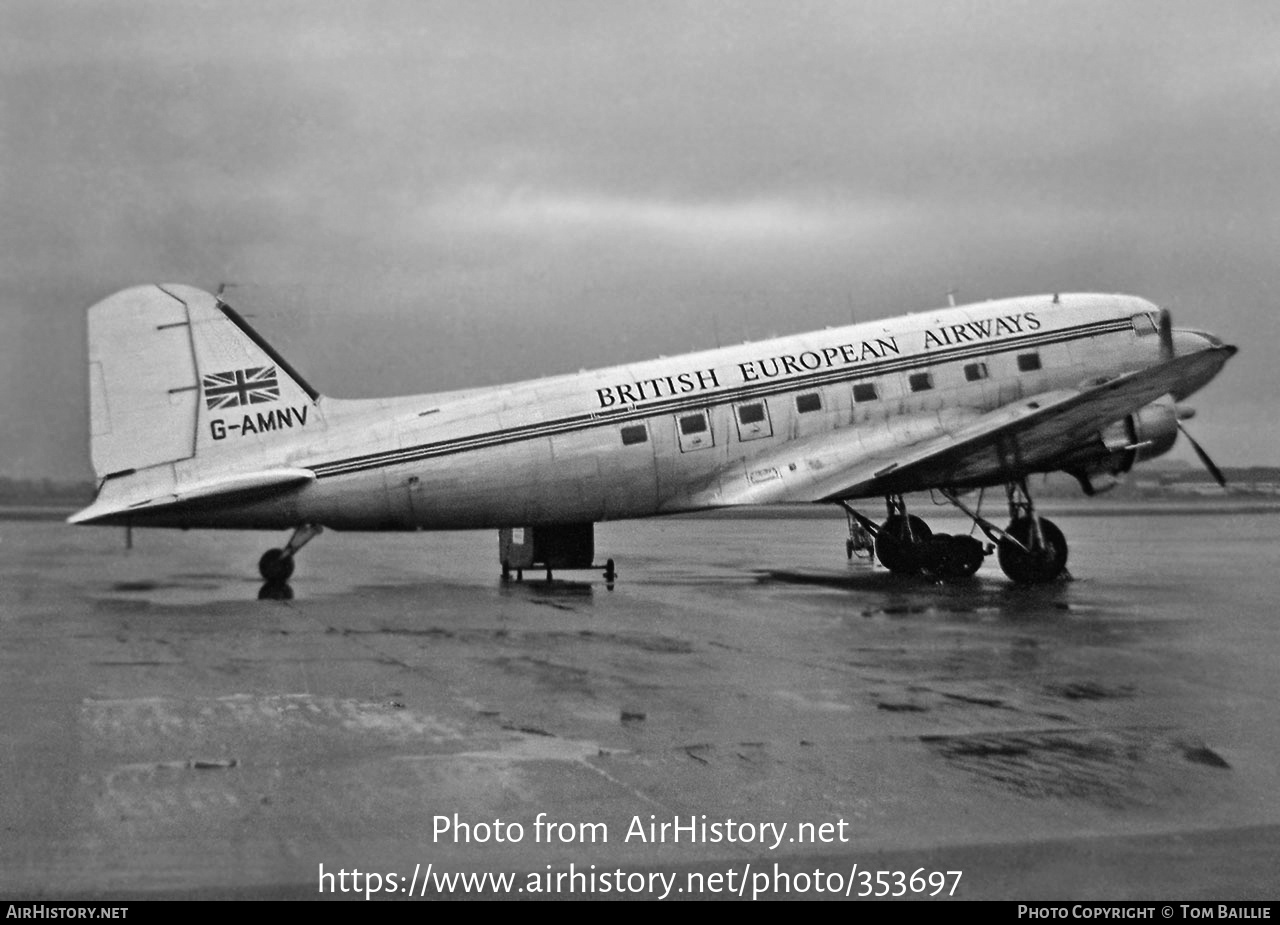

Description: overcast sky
[3,1,1277,481]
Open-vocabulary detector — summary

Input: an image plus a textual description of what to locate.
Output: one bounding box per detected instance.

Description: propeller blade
[1158,308,1174,359]
[1178,422,1227,488]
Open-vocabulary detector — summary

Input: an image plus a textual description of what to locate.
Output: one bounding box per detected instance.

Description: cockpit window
[1131,313,1157,336]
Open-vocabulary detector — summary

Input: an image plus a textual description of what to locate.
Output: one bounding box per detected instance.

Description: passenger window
[734,400,772,441]
[908,372,933,392]
[1131,313,1157,336]
[676,410,714,452]
[679,414,707,435]
[852,383,878,403]
[796,392,822,413]
[1017,352,1042,372]
[964,362,988,382]
[620,424,648,445]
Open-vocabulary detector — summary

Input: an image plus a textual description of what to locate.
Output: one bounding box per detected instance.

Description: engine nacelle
[1099,398,1180,463]
[1060,397,1181,494]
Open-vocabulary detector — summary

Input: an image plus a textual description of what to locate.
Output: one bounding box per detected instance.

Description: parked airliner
[70,285,1235,584]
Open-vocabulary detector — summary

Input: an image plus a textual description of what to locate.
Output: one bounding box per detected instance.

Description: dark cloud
[2,1,1276,477]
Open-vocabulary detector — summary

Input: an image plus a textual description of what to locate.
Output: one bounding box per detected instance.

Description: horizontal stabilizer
[68,468,315,525]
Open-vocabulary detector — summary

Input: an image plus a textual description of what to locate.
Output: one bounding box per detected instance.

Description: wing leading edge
[671,344,1236,508]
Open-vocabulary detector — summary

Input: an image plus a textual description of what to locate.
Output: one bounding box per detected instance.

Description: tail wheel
[875,515,932,574]
[997,517,1068,584]
[258,548,295,582]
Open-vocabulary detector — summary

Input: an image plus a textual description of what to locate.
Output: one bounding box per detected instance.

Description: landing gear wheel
[920,533,952,578]
[945,535,986,579]
[875,515,932,574]
[922,534,985,580]
[258,548,295,582]
[997,517,1067,584]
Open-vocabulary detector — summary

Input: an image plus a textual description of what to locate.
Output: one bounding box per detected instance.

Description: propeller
[1177,421,1227,488]
[1160,311,1225,488]
[1158,308,1174,360]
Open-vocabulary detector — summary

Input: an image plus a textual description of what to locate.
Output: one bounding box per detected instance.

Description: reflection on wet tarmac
[258,580,293,600]
[3,511,1280,897]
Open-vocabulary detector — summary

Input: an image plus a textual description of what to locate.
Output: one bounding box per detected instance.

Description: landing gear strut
[839,479,1069,584]
[996,480,1068,584]
[840,496,987,580]
[874,495,932,574]
[259,524,323,581]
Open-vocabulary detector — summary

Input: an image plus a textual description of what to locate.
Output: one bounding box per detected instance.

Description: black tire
[258,548,295,582]
[875,515,932,574]
[997,517,1068,584]
[945,535,986,579]
[921,533,985,580]
[919,533,952,578]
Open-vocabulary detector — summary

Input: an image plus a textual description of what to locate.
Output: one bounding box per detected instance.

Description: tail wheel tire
[997,517,1068,584]
[258,548,295,582]
[875,515,932,574]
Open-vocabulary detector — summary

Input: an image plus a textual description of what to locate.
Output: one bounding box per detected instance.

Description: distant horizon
[12,458,1280,485]
[6,459,1280,510]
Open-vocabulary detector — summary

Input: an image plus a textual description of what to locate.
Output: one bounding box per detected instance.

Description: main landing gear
[994,481,1068,584]
[841,496,985,580]
[259,524,323,582]
[839,479,1069,584]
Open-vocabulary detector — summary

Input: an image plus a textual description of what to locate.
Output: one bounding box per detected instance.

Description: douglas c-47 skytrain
[71,285,1235,585]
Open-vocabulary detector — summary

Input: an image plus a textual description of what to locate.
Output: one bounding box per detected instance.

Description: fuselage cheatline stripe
[309,318,1132,479]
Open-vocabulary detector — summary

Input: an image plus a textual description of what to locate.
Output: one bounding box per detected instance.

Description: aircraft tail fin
[84,284,322,481]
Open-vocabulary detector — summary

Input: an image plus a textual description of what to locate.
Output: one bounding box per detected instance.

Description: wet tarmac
[1,509,1279,900]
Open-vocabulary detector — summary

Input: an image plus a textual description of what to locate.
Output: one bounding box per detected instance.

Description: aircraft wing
[68,468,315,526]
[675,345,1235,508]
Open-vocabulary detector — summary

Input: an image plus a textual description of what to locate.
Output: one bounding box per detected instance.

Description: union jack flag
[203,366,280,410]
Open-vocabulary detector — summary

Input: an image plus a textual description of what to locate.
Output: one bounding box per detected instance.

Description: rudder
[85,284,321,480]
